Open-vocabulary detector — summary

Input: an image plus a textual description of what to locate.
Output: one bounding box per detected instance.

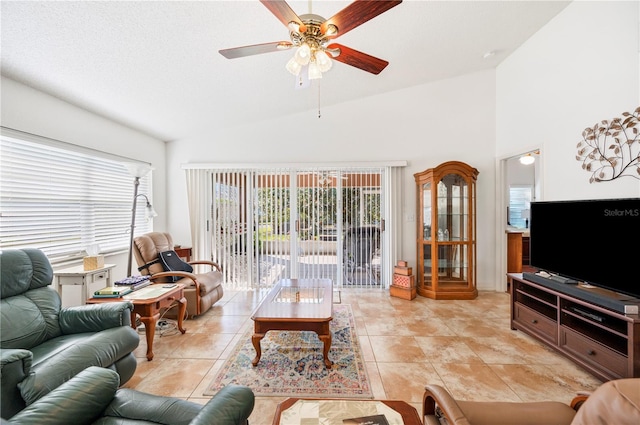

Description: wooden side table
[174,246,192,262]
[87,284,187,361]
[53,264,116,308]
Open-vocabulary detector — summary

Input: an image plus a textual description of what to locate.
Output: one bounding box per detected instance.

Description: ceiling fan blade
[219,41,292,59]
[260,0,305,31]
[327,43,389,75]
[321,0,402,39]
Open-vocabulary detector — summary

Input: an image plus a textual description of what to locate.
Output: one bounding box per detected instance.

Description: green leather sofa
[1,366,255,425]
[0,249,140,419]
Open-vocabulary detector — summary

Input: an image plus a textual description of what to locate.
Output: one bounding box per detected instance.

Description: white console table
[53,264,116,307]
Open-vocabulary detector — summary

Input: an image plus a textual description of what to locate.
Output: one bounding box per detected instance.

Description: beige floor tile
[414,336,484,364]
[364,361,387,399]
[364,316,416,336]
[217,301,258,316]
[369,336,429,363]
[358,335,375,362]
[132,358,215,397]
[399,316,457,336]
[488,363,602,403]
[251,397,286,425]
[352,315,369,335]
[432,363,522,402]
[377,362,443,403]
[169,332,235,359]
[190,358,226,397]
[445,317,513,337]
[399,316,457,337]
[463,333,564,365]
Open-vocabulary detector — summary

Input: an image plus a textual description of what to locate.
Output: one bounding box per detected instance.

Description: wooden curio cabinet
[415,161,478,299]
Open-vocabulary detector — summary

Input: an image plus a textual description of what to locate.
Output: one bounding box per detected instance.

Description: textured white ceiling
[1,1,570,141]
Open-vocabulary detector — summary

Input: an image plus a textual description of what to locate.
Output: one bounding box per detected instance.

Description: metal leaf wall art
[576,106,640,183]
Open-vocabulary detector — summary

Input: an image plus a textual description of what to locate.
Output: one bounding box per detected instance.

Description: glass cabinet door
[422,182,432,240]
[420,182,433,290]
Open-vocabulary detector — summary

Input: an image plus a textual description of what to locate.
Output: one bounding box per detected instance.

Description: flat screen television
[529,198,640,300]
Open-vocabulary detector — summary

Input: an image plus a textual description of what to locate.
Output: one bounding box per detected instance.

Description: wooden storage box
[393,266,412,276]
[83,255,104,271]
[393,274,415,288]
[390,284,416,300]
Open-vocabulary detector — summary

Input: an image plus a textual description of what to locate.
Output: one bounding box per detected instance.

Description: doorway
[496,149,542,291]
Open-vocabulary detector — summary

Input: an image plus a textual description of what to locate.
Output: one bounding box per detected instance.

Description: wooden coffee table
[87,283,187,361]
[272,398,422,425]
[251,278,333,368]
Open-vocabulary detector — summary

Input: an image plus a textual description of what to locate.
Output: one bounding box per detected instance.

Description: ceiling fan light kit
[219,0,403,81]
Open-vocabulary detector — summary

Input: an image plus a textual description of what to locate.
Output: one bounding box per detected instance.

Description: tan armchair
[133,232,223,318]
[423,378,640,425]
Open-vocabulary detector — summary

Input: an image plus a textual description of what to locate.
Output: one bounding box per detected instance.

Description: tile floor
[122,288,603,424]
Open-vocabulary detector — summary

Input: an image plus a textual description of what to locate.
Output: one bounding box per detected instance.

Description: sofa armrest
[188,260,222,272]
[1,349,32,419]
[59,302,133,333]
[190,385,254,425]
[423,384,471,425]
[423,384,578,425]
[103,388,202,425]
[5,366,119,425]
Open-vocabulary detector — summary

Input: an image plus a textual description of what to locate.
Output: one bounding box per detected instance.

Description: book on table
[114,275,151,291]
[343,414,390,425]
[94,286,132,297]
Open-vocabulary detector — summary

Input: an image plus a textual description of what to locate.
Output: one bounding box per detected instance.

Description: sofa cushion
[1,288,63,350]
[570,378,640,425]
[177,271,222,296]
[6,367,120,425]
[103,389,202,425]
[17,327,139,405]
[456,400,577,425]
[0,249,53,299]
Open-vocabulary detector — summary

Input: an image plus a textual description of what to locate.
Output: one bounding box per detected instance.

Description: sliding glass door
[206,166,388,290]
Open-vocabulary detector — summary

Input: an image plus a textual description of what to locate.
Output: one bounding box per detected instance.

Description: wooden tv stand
[508,273,640,381]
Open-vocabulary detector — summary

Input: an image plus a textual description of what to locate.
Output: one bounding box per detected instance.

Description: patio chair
[343,226,381,285]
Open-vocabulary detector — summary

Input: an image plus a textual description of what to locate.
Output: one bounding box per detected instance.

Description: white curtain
[383,166,404,286]
[184,169,211,261]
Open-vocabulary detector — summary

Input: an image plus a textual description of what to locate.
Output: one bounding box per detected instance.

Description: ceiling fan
[219,0,402,79]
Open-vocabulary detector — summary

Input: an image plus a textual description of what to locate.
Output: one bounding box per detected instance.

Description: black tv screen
[529,198,640,299]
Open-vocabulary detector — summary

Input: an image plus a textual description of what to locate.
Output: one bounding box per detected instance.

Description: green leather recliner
[0,249,140,419]
[1,366,255,425]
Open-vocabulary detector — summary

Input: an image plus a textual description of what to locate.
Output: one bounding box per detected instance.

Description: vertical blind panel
[212,170,247,288]
[0,134,152,261]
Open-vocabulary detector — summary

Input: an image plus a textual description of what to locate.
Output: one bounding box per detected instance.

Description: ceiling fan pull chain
[317,81,321,118]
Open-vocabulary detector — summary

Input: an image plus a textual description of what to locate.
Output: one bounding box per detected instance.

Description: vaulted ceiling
[1,1,570,141]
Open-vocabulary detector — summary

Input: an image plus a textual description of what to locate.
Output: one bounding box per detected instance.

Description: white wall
[0,76,167,277]
[167,69,498,290]
[497,0,640,201]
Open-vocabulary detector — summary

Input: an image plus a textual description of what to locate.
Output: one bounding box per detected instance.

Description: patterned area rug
[204,304,373,398]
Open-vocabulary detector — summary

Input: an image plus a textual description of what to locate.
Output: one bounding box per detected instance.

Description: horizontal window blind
[0,131,152,262]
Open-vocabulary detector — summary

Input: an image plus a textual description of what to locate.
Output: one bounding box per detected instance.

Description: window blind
[0,130,152,262]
